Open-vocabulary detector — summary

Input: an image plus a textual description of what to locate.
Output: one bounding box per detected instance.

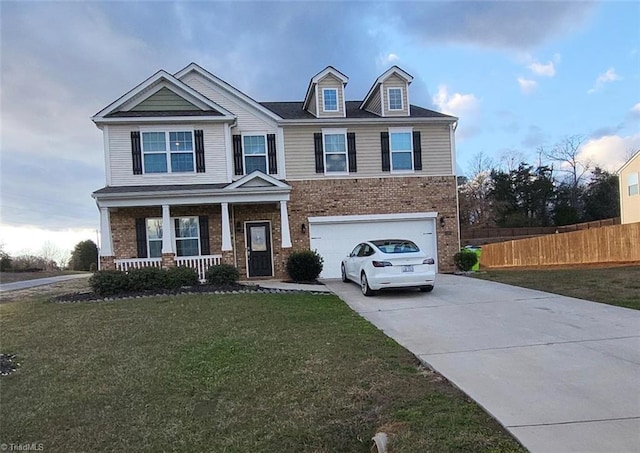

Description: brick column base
[221,251,234,266]
[161,253,176,268]
[100,256,115,270]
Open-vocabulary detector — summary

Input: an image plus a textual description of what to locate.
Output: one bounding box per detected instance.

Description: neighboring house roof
[261,101,455,120]
[618,150,640,174]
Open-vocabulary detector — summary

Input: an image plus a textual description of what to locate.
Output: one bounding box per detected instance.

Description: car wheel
[419,285,434,293]
[361,272,375,296]
[341,263,349,283]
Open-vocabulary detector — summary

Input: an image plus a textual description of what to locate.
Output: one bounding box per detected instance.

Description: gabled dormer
[360,66,413,117]
[303,66,349,118]
[92,70,235,126]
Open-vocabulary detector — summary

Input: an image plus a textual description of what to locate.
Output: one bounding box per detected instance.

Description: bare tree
[499,149,528,173]
[544,135,591,188]
[467,151,495,178]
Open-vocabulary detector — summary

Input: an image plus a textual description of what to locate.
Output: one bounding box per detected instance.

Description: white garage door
[308,213,438,279]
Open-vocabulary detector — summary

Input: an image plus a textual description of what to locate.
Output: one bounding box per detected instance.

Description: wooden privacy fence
[480,222,640,268]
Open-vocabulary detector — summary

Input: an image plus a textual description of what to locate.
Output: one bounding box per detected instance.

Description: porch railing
[114,258,162,272]
[175,255,223,282]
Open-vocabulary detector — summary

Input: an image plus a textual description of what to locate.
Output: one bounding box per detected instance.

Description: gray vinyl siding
[130,87,200,111]
[307,86,317,116]
[382,74,409,117]
[284,123,452,180]
[108,123,228,186]
[317,74,345,118]
[181,72,276,132]
[363,88,382,115]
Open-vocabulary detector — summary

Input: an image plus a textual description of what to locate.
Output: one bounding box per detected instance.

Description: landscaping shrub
[286,250,324,282]
[454,249,478,272]
[166,266,199,289]
[89,270,130,296]
[206,264,239,286]
[128,267,167,291]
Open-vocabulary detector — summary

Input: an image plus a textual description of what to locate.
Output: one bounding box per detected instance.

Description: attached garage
[308,212,438,278]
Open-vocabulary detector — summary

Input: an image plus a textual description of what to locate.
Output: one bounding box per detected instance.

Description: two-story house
[91,63,460,280]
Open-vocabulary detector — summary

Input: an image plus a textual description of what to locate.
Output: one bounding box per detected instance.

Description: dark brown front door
[246,222,273,277]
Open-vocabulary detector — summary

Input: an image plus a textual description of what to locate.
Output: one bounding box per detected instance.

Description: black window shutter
[347,132,357,172]
[314,133,324,173]
[131,131,142,175]
[267,134,277,174]
[194,129,205,173]
[135,218,147,258]
[413,131,422,171]
[199,216,210,255]
[233,134,243,175]
[381,132,390,172]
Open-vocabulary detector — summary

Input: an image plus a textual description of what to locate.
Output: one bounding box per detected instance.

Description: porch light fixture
[440,216,446,228]
[301,223,306,234]
[235,221,242,233]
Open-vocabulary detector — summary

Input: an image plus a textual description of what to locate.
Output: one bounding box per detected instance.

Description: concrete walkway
[323,274,640,453]
[0,273,91,292]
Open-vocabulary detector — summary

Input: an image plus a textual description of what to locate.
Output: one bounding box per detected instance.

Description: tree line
[0,240,98,273]
[459,136,623,228]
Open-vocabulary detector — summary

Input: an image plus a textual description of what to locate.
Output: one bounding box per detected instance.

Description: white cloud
[0,225,97,256]
[578,134,640,172]
[528,60,556,77]
[432,85,480,139]
[631,103,640,115]
[588,68,621,94]
[518,77,538,94]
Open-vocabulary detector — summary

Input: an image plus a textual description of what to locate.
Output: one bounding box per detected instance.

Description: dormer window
[323,88,338,112]
[388,88,403,111]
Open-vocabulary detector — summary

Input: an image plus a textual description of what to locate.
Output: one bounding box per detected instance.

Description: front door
[246,222,273,277]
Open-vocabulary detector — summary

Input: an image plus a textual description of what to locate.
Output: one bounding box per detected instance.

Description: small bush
[90,270,130,296]
[286,250,324,282]
[454,250,478,272]
[166,266,199,289]
[128,266,167,291]
[206,264,239,286]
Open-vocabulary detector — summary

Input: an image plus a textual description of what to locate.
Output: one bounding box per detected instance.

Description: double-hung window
[629,173,639,196]
[142,130,194,173]
[323,129,347,173]
[389,128,413,171]
[243,134,267,174]
[388,87,403,111]
[145,217,200,257]
[323,88,338,112]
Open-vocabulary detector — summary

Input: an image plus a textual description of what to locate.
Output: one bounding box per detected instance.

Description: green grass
[473,265,640,310]
[0,292,524,452]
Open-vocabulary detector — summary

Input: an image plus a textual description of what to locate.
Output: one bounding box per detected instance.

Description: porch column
[161,204,174,254]
[280,200,292,248]
[99,207,113,256]
[221,202,232,251]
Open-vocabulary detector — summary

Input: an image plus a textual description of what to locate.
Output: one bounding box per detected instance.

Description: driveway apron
[323,274,640,453]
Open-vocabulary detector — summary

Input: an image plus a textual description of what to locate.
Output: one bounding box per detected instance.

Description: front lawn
[0,292,524,452]
[473,265,640,310]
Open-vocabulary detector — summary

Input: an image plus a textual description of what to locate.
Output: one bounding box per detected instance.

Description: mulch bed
[52,283,329,303]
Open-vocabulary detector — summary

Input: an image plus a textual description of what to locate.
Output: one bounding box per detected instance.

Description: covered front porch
[93,172,293,281]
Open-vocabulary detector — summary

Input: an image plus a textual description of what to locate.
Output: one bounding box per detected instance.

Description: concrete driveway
[323,274,640,453]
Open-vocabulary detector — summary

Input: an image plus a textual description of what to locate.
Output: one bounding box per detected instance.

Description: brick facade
[102,175,459,278]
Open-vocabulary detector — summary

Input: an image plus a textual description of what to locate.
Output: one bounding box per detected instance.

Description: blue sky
[1,0,638,257]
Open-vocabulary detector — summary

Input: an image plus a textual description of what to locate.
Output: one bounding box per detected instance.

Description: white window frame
[389,127,414,173]
[146,216,201,257]
[387,87,403,111]
[322,88,339,112]
[629,172,639,196]
[322,128,348,175]
[241,133,268,175]
[140,127,195,174]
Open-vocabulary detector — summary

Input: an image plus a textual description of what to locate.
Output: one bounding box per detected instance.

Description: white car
[341,239,436,296]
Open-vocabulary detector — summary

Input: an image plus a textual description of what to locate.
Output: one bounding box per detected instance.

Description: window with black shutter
[194,129,205,173]
[380,132,390,172]
[131,131,142,175]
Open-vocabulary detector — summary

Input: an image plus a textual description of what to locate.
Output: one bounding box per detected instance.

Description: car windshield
[371,240,420,254]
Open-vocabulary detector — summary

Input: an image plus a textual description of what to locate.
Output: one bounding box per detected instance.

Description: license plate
[402,265,414,272]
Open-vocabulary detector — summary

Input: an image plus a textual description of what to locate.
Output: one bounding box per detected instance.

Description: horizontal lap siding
[382,74,408,117]
[364,89,382,115]
[181,73,275,132]
[317,74,344,118]
[284,123,452,179]
[131,87,200,111]
[108,124,227,186]
[620,156,640,224]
